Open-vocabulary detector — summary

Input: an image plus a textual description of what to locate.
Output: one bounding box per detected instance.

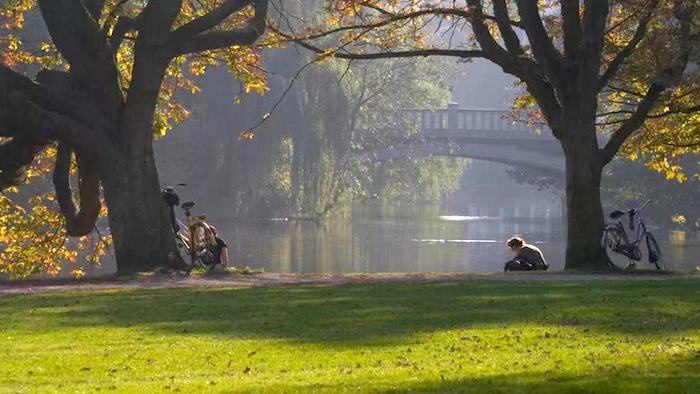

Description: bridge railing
[400,104,553,139]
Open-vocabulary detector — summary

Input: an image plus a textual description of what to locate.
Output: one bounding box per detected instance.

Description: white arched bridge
[359,104,564,173]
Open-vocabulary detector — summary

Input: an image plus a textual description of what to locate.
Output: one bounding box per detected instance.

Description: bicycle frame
[163,185,217,270]
[614,215,647,248]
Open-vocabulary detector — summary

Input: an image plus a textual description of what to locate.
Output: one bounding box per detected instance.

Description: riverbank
[1,278,699,392]
[1,270,698,295]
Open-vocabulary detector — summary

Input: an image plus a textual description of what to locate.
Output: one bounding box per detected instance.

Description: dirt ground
[1,270,698,295]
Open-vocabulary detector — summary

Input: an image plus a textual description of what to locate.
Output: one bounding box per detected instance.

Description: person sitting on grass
[208,226,230,268]
[504,236,549,272]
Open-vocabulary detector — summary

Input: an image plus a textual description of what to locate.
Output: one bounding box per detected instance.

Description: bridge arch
[363,139,564,173]
[357,105,565,173]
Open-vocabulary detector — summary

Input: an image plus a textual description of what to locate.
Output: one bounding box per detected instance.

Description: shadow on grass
[382,354,700,393]
[1,280,699,347]
[261,354,700,393]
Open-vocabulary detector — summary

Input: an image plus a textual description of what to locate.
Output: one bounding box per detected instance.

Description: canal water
[216,204,699,273]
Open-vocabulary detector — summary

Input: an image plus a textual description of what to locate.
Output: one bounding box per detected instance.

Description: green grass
[1,280,699,393]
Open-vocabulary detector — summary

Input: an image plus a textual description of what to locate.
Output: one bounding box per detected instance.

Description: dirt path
[1,271,698,295]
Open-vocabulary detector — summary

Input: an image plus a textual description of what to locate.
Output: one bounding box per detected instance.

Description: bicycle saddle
[182,201,196,210]
[609,210,624,219]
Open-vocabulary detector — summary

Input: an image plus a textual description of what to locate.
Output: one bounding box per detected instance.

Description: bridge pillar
[447,102,459,132]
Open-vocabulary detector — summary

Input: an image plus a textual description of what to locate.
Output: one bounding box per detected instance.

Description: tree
[276,0,700,269]
[0,0,269,273]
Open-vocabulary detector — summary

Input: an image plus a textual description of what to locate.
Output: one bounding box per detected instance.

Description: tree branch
[647,104,700,119]
[0,137,48,191]
[560,0,582,61]
[471,1,563,137]
[491,0,524,57]
[37,0,120,102]
[598,0,659,91]
[599,83,664,163]
[514,0,563,91]
[462,0,524,77]
[664,140,700,148]
[272,29,485,60]
[276,7,519,45]
[598,104,700,120]
[136,0,184,46]
[122,0,185,146]
[83,0,108,21]
[0,64,108,152]
[580,0,610,85]
[0,95,105,151]
[109,15,139,54]
[0,65,82,120]
[167,0,267,56]
[170,0,253,38]
[53,143,101,237]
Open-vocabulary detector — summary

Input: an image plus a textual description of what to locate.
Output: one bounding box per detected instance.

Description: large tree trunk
[99,52,177,274]
[561,125,610,270]
[101,149,177,274]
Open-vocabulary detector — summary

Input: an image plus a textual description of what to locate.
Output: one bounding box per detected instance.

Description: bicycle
[601,200,664,270]
[163,185,218,272]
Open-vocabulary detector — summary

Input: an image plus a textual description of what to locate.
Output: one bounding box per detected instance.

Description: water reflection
[214,204,698,273]
[83,204,698,276]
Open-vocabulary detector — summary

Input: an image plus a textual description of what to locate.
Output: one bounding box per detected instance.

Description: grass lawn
[1,279,699,393]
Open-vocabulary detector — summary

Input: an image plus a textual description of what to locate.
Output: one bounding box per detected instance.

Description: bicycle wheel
[198,248,217,271]
[602,226,636,270]
[645,233,664,270]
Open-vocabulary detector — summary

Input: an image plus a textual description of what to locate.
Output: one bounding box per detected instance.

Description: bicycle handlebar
[609,200,652,222]
[625,200,652,216]
[636,199,652,213]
